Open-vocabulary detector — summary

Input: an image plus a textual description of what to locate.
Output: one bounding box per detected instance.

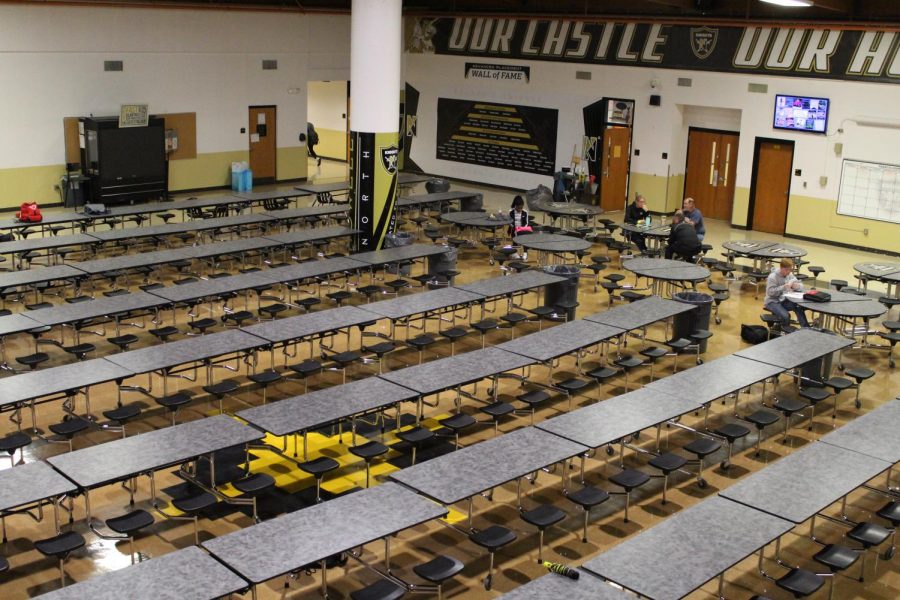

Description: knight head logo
[690,27,718,60]
[380,145,399,175]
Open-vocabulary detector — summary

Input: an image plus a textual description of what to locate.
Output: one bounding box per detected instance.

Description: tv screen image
[773,94,830,134]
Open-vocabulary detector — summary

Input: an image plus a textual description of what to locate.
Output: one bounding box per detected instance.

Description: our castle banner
[407,17,899,84]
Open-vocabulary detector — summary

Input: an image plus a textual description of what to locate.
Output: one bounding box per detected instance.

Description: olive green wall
[0,148,308,210]
[629,171,685,215]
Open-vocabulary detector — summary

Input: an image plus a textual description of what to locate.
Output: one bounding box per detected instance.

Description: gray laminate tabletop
[0,312,44,337]
[0,233,101,254]
[720,442,892,524]
[34,545,249,600]
[360,287,482,320]
[619,221,667,234]
[625,259,709,282]
[262,225,358,246]
[537,387,699,448]
[27,291,170,327]
[461,214,512,228]
[0,211,90,230]
[796,299,887,318]
[105,329,266,373]
[294,181,350,194]
[456,270,565,298]
[253,256,367,283]
[734,328,853,369]
[235,188,312,201]
[582,496,794,600]
[0,264,85,289]
[389,427,588,505]
[0,358,133,408]
[89,213,273,242]
[170,194,244,211]
[514,233,592,253]
[48,414,261,489]
[396,191,478,208]
[496,320,623,362]
[854,261,900,278]
[67,247,194,275]
[584,295,694,331]
[751,243,807,259]
[261,205,349,221]
[440,211,505,226]
[722,239,777,255]
[643,355,783,404]
[145,272,272,303]
[202,482,445,584]
[379,347,533,395]
[237,378,418,436]
[820,400,900,463]
[177,236,278,259]
[498,572,629,599]
[398,172,433,186]
[242,305,376,344]
[0,461,77,513]
[544,202,603,217]
[350,244,448,265]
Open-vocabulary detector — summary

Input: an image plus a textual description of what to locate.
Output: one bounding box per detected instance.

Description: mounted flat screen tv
[773,94,830,134]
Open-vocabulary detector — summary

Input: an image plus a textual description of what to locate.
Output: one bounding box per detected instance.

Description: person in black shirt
[624,194,650,251]
[665,210,702,261]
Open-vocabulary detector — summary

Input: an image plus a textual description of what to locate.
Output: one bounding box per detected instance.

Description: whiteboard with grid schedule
[837,159,900,224]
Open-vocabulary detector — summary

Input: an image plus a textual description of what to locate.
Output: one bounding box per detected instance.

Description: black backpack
[741,324,769,345]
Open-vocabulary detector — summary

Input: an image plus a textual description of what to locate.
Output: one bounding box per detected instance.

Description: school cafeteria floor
[0,159,896,599]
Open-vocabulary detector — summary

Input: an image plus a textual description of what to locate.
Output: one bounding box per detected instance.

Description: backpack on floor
[741,324,769,345]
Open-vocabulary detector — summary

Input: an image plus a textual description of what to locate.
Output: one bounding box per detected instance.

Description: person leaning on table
[624,194,650,251]
[764,257,810,329]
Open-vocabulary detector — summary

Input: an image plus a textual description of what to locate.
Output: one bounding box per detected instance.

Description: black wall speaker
[649,95,661,106]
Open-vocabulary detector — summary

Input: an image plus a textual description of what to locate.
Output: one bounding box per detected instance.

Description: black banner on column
[350,130,399,252]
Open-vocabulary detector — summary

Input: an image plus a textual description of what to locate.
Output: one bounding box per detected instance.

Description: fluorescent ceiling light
[760,0,814,7]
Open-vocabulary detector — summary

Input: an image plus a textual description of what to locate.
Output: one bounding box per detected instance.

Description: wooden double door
[684,128,739,221]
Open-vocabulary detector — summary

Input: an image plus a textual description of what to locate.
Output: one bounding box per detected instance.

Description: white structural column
[349,0,402,251]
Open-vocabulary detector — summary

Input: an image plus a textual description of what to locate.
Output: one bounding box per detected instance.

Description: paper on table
[785,291,805,301]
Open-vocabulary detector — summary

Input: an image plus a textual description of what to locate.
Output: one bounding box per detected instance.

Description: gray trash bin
[672,291,713,352]
[427,246,457,286]
[543,264,580,321]
[384,231,414,275]
[425,178,450,194]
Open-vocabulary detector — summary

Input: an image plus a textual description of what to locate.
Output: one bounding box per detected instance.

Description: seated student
[665,210,702,261]
[509,195,532,260]
[624,194,650,251]
[682,197,706,241]
[764,258,810,328]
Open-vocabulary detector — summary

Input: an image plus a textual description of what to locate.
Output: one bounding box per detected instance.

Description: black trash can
[425,178,450,194]
[543,264,580,321]
[427,246,457,285]
[384,231,414,275]
[672,291,713,352]
[460,193,483,212]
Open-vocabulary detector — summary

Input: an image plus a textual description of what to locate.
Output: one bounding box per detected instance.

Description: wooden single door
[249,106,276,183]
[684,128,739,221]
[751,140,793,235]
[599,126,631,212]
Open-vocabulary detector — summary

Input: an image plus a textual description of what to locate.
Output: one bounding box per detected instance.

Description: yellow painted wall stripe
[467,114,524,124]
[451,134,539,150]
[473,104,516,112]
[459,125,531,138]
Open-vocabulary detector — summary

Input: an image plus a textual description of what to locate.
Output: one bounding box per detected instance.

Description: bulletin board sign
[119,104,150,128]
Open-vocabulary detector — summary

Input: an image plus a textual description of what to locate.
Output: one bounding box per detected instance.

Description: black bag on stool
[741,324,769,345]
